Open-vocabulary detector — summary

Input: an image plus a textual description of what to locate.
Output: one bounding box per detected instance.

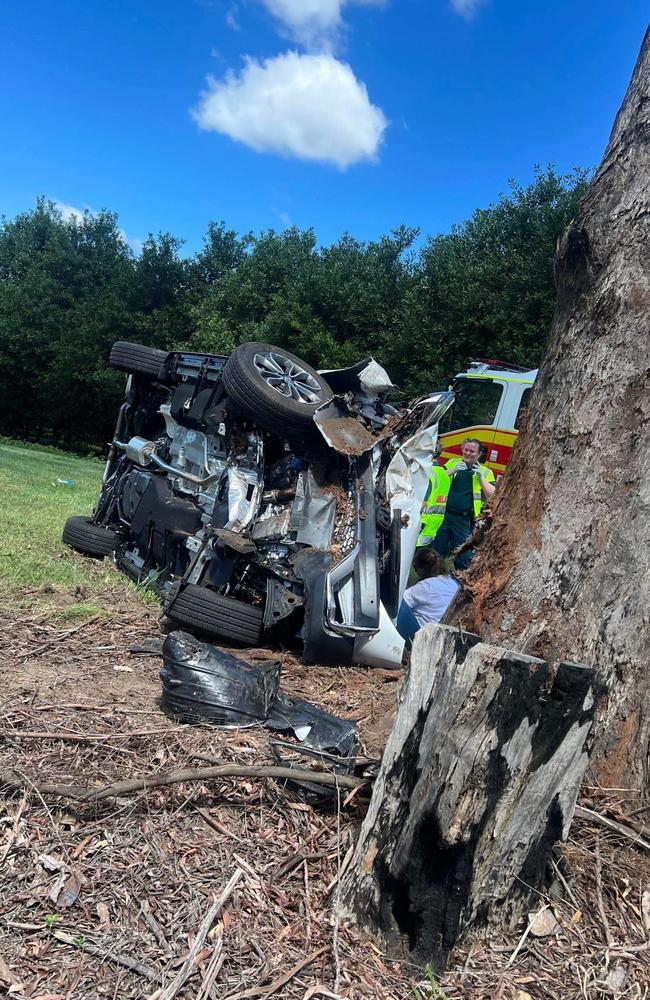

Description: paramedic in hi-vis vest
[418,438,495,570]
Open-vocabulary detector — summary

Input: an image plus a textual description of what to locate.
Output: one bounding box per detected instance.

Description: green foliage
[395,165,591,393]
[413,966,449,1000]
[0,167,590,449]
[44,914,62,931]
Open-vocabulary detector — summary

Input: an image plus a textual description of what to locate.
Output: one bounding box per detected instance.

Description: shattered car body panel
[65,341,453,668]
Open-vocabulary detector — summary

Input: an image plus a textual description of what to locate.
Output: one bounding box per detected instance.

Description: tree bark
[459,26,650,790]
[338,625,601,970]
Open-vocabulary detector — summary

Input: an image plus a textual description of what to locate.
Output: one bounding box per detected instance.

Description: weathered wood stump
[339,624,601,971]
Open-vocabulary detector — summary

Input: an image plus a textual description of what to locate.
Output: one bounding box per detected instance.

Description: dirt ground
[1,586,649,999]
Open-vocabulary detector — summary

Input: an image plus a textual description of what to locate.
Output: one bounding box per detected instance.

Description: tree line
[0,166,589,451]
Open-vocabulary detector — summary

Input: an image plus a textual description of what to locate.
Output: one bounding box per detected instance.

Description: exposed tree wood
[339,625,601,971]
[456,27,650,789]
[0,763,366,802]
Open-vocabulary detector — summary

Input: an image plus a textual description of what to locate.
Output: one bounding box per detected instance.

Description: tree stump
[338,624,601,971]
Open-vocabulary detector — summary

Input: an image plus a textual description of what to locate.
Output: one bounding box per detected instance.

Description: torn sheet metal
[313,358,400,457]
[263,577,303,628]
[160,631,280,727]
[317,357,394,395]
[313,399,380,456]
[225,433,264,530]
[288,470,336,549]
[357,359,395,394]
[313,390,407,457]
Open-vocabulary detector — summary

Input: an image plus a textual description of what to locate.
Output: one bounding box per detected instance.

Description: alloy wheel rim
[253,351,322,404]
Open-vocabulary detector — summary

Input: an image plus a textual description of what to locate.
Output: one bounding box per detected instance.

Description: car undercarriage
[63,341,453,668]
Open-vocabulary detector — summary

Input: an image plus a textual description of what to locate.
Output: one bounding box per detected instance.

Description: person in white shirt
[396,548,459,644]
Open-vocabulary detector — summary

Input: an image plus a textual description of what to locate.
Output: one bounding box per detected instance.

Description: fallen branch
[1,764,367,803]
[196,940,225,1000]
[52,927,161,983]
[2,727,184,744]
[574,805,650,851]
[159,868,243,1000]
[594,836,614,948]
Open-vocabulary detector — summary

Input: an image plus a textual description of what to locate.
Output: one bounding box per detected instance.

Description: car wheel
[166,583,264,646]
[109,341,170,379]
[222,342,333,434]
[62,516,118,558]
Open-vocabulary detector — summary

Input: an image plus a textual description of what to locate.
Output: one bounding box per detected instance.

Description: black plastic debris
[160,631,280,728]
[129,638,165,656]
[267,691,358,757]
[268,740,352,809]
[160,631,358,755]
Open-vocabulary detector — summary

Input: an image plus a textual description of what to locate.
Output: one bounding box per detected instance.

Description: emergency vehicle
[437,360,537,475]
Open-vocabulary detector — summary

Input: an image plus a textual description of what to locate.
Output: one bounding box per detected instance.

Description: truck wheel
[109,341,170,379]
[165,584,264,646]
[62,516,118,558]
[222,342,333,435]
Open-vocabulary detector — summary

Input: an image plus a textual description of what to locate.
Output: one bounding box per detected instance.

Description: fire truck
[437,360,537,475]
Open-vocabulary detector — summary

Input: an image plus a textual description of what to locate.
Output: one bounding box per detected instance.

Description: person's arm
[475,466,496,499]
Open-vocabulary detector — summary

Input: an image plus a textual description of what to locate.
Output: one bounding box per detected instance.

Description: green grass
[0,439,140,615]
[413,967,449,1000]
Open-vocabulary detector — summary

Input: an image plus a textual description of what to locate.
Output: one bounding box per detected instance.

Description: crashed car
[63,341,453,668]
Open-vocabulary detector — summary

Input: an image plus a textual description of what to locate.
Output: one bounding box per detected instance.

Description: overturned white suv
[63,341,452,668]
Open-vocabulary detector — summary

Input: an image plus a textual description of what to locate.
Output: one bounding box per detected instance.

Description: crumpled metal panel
[251,507,291,542]
[288,470,336,549]
[318,357,394,395]
[313,399,380,456]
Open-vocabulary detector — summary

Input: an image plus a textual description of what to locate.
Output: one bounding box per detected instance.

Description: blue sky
[0,1,647,254]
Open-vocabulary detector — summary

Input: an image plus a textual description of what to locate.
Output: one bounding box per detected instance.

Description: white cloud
[450,0,486,19]
[225,6,240,31]
[258,0,385,51]
[53,200,90,225]
[50,200,143,254]
[192,51,387,168]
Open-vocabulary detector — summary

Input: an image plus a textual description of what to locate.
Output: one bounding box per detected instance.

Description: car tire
[62,516,118,558]
[166,583,264,646]
[222,342,333,434]
[109,341,170,379]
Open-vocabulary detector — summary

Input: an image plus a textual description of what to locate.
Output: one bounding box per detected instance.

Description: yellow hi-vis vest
[417,464,450,546]
[417,459,495,546]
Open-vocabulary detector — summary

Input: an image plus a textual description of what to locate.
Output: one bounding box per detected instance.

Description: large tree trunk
[340,25,649,975]
[460,27,650,790]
